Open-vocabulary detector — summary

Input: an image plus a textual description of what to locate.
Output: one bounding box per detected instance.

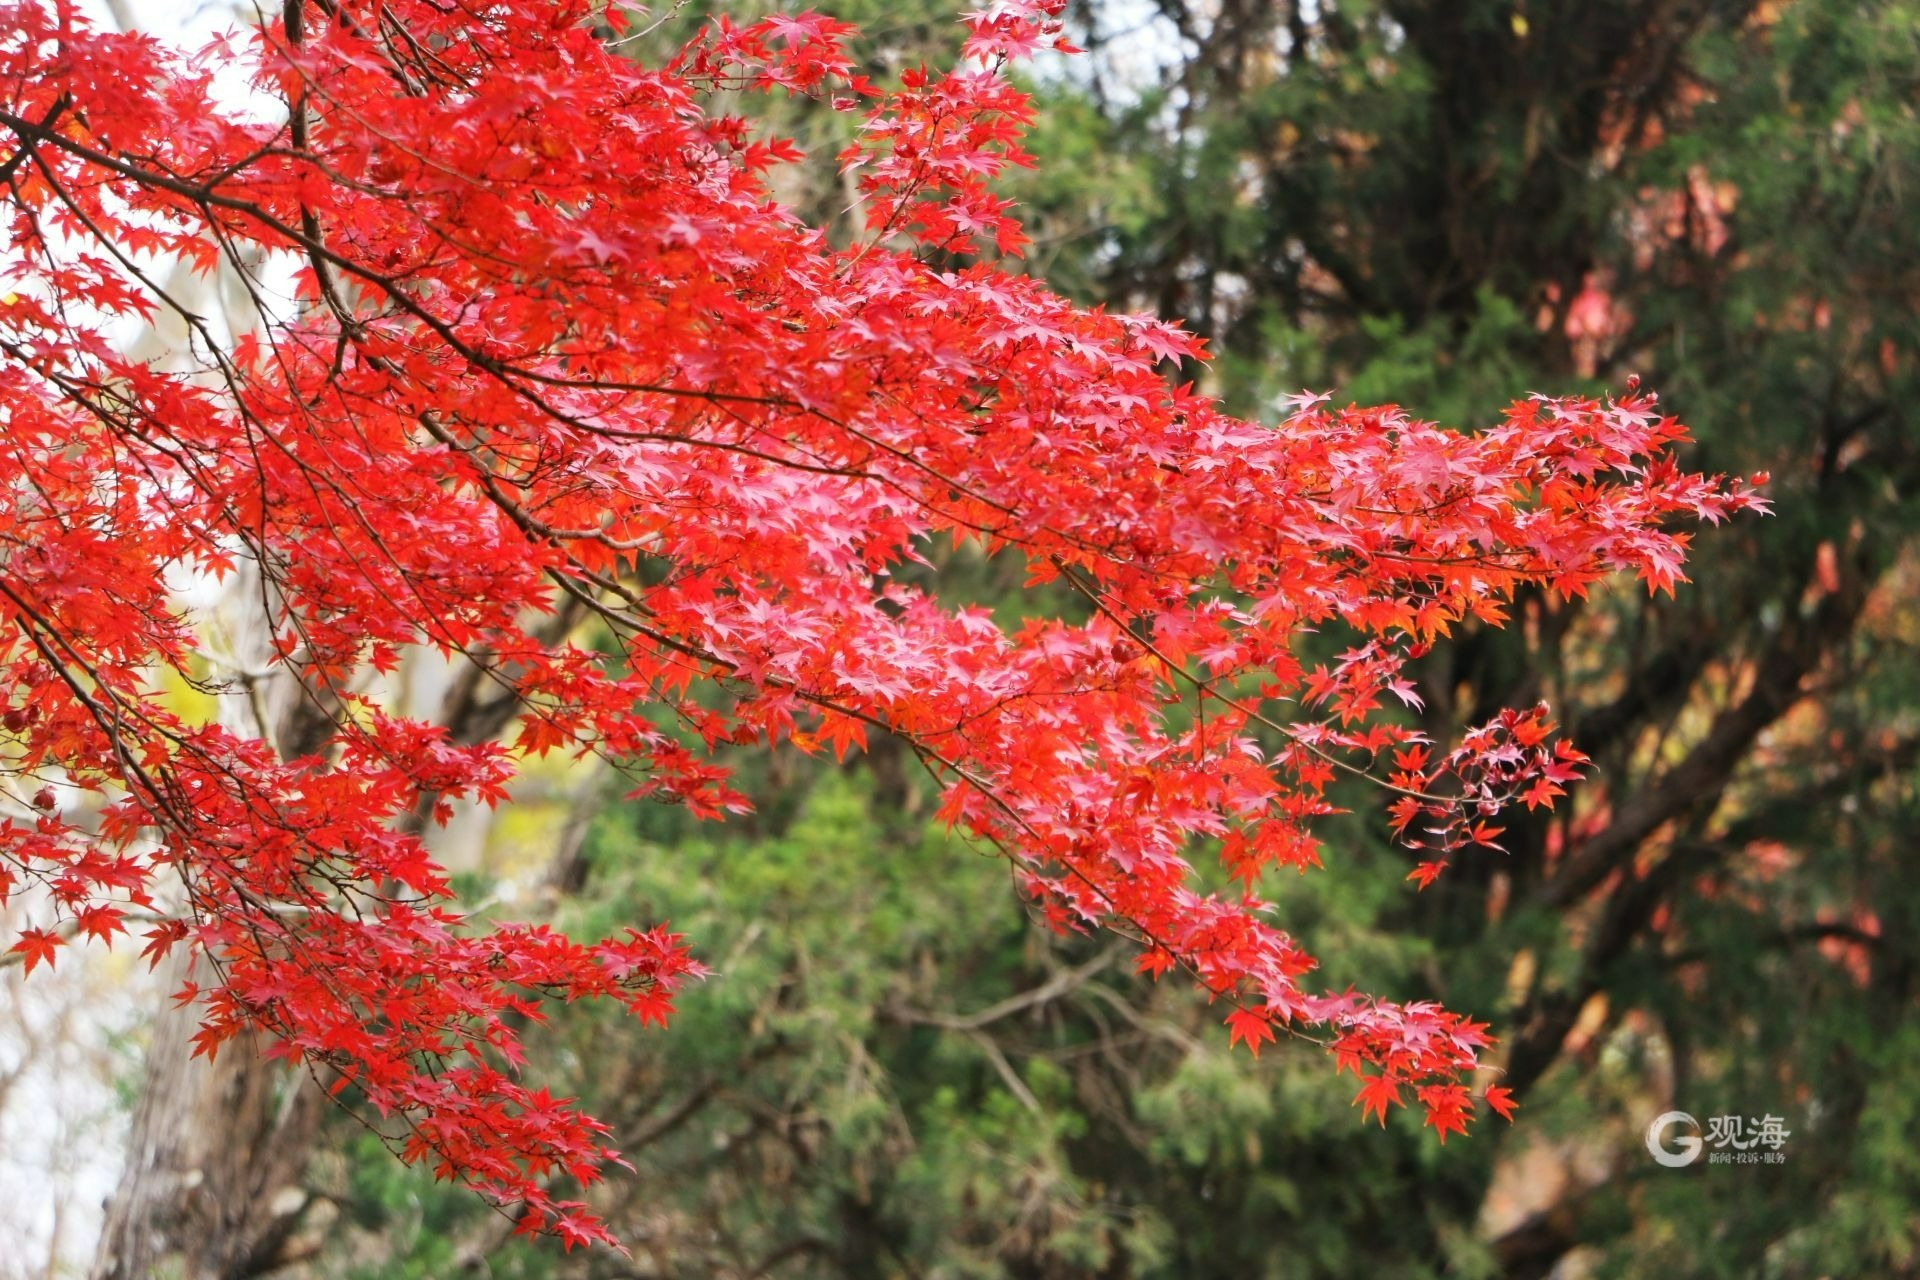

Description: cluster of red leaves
[0,0,1762,1248]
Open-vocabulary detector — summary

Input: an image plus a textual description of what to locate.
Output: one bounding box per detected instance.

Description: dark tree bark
[91,980,327,1280]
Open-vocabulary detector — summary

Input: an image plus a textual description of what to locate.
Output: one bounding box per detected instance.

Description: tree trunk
[90,592,340,1280]
[90,978,325,1280]
[89,590,567,1276]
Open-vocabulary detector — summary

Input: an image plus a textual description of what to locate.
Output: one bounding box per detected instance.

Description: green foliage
[313,759,1545,1277]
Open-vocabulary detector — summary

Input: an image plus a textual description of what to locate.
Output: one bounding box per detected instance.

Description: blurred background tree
[64,1,1920,1277]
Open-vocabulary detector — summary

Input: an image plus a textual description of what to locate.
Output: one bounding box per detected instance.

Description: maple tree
[0,0,1763,1248]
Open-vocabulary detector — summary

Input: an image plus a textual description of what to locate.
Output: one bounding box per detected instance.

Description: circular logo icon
[1646,1110,1703,1167]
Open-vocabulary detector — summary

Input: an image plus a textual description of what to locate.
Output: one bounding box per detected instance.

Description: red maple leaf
[1418,1083,1474,1144]
[1354,1073,1403,1127]
[1225,1007,1278,1057]
[75,904,127,946]
[8,928,61,976]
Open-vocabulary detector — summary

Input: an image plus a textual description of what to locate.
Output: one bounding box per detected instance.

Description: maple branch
[1046,555,1467,807]
[0,94,63,185]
